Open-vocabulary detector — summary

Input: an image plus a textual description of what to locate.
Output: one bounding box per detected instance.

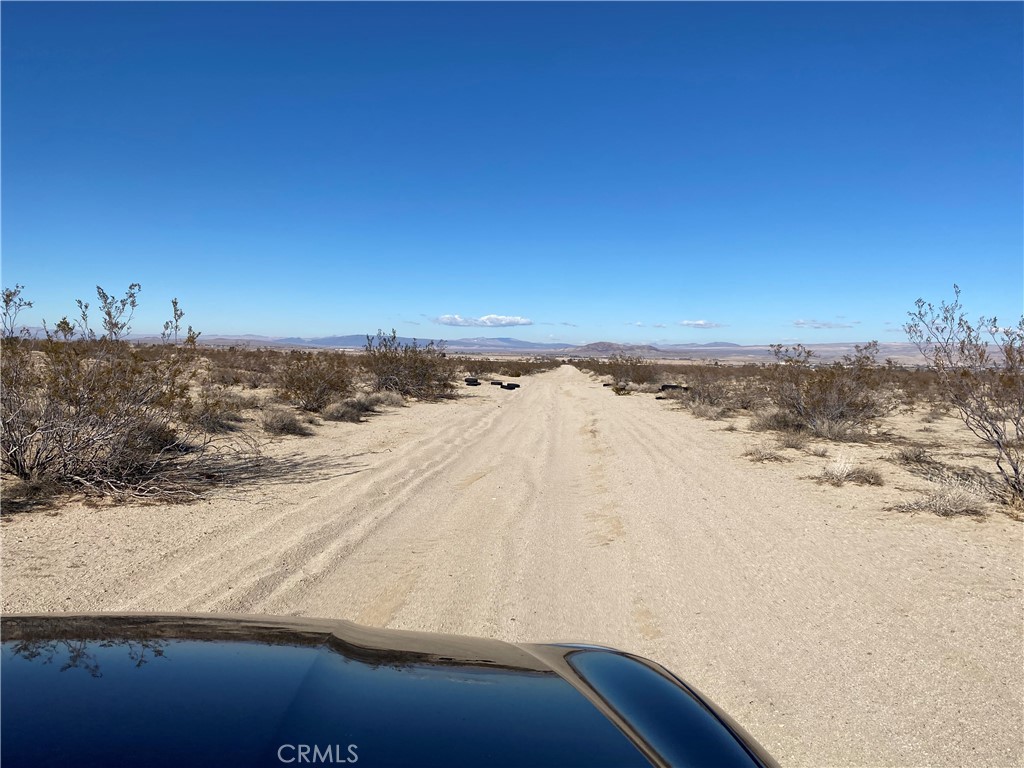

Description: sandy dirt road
[3,365,1022,767]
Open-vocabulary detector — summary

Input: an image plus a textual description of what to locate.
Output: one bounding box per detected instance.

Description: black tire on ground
[491,381,503,385]
[501,383,518,390]
[660,384,682,391]
[603,383,613,387]
[464,377,479,384]
[466,381,481,386]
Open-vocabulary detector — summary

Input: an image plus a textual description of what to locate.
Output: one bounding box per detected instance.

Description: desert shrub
[275,350,352,412]
[187,386,247,433]
[821,457,884,486]
[262,408,312,436]
[749,408,807,434]
[362,330,456,400]
[571,355,659,384]
[807,445,829,457]
[323,402,363,423]
[0,284,242,500]
[777,433,808,450]
[764,342,894,439]
[683,366,730,406]
[892,446,933,466]
[894,488,986,517]
[743,444,787,463]
[370,390,406,408]
[690,403,726,420]
[821,456,853,485]
[906,286,1024,502]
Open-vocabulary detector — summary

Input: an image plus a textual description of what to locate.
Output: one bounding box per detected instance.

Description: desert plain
[2,364,1022,767]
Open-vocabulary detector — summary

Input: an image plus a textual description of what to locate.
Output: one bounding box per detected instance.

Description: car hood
[1,613,777,768]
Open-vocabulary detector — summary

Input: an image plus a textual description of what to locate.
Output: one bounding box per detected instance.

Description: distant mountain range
[182,334,924,363]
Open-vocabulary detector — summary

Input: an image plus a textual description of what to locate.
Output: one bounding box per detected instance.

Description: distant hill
[570,342,663,356]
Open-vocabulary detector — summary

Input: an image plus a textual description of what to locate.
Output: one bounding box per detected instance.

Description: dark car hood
[1,614,777,768]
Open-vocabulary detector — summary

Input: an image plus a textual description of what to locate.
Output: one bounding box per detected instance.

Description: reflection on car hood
[1,613,778,768]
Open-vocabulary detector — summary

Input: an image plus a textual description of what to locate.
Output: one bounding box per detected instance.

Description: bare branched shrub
[362,330,456,400]
[0,285,242,500]
[906,286,1024,502]
[765,342,894,439]
[275,350,352,412]
[807,445,829,457]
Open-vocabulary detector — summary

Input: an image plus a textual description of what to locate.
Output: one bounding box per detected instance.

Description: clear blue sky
[3,2,1021,345]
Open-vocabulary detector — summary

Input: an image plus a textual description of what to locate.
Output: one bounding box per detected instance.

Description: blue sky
[2,2,1021,345]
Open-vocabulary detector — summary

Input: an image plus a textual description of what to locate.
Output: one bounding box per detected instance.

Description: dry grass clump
[820,456,884,486]
[894,488,986,517]
[322,402,363,423]
[691,403,727,420]
[892,445,933,466]
[807,445,829,458]
[262,409,313,436]
[324,391,406,423]
[743,444,788,463]
[777,432,809,450]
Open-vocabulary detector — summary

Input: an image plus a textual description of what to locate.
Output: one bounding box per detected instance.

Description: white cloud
[679,320,725,329]
[793,319,854,330]
[435,314,533,328]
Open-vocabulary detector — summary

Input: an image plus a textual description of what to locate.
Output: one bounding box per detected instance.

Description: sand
[2,365,1022,767]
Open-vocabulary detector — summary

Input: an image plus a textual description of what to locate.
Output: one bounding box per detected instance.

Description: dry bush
[323,402,363,423]
[458,357,557,378]
[721,422,738,432]
[362,330,456,400]
[892,446,933,466]
[894,488,986,517]
[322,392,401,423]
[574,354,660,385]
[906,286,1024,502]
[777,433,809,450]
[690,403,727,420]
[187,386,247,433]
[0,284,250,500]
[262,408,312,436]
[743,444,787,463]
[807,445,829,457]
[821,456,852,485]
[750,408,807,434]
[765,342,895,439]
[275,350,352,412]
[821,457,884,486]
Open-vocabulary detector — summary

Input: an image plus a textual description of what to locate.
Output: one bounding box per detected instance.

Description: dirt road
[3,365,1022,766]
